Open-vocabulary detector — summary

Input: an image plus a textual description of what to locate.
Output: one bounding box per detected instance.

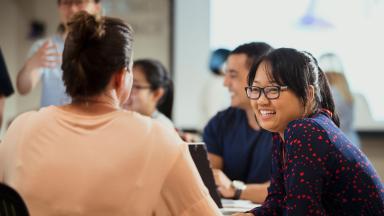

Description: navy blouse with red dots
[249,110,384,215]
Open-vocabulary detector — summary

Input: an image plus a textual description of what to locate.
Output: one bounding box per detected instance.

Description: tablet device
[188,142,222,208]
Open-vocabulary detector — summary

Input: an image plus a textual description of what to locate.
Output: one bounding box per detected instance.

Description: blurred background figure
[202,48,231,123]
[16,0,101,107]
[319,52,361,148]
[209,48,230,76]
[123,59,174,129]
[0,48,15,131]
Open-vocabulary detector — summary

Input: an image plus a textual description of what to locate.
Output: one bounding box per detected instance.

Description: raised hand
[27,40,61,69]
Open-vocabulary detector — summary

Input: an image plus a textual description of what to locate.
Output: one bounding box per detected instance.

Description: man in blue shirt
[203,42,273,203]
[16,0,101,107]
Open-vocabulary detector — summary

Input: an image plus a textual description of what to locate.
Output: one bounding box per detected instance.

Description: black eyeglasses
[245,86,288,100]
[132,84,151,91]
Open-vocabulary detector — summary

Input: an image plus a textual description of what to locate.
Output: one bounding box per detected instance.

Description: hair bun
[67,11,104,50]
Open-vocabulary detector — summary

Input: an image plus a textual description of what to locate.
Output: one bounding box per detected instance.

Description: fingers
[39,40,60,57]
[217,185,225,195]
[212,169,221,185]
[217,185,228,198]
[32,40,61,68]
[41,40,57,50]
[231,213,253,216]
[45,52,61,57]
[42,60,60,68]
[213,172,219,185]
[212,169,232,188]
[217,184,236,198]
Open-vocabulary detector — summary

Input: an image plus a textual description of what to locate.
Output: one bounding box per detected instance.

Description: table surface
[220,199,260,215]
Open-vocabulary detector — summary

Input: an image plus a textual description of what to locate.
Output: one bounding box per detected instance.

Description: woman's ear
[114,68,127,89]
[152,88,165,103]
[114,67,132,102]
[307,85,315,103]
[303,85,316,116]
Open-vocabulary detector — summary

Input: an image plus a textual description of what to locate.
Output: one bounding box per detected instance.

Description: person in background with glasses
[16,0,101,107]
[234,48,384,215]
[202,42,273,203]
[123,59,174,130]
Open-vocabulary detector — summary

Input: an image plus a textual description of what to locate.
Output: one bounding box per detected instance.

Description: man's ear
[152,88,165,103]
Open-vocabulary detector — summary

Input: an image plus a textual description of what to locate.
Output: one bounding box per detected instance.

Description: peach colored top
[0,106,221,216]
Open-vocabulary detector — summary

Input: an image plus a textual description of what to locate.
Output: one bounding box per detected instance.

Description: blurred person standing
[319,53,361,148]
[16,0,101,107]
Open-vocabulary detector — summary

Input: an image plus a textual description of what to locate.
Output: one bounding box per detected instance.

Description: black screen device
[188,143,223,208]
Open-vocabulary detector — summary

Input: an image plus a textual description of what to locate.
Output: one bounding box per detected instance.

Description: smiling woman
[123,59,174,129]
[239,48,384,215]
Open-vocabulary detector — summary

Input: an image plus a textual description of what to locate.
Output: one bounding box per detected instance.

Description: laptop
[188,142,223,208]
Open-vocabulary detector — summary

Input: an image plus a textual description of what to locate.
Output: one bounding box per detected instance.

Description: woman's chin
[258,121,277,133]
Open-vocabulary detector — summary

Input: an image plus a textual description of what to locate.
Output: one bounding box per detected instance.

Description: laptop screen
[188,142,222,208]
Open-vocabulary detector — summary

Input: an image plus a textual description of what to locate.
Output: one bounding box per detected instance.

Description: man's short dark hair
[231,42,273,68]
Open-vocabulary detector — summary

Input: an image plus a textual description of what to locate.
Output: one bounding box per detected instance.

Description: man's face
[58,0,101,26]
[223,53,251,109]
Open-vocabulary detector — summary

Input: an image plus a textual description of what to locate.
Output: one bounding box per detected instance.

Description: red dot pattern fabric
[249,111,384,215]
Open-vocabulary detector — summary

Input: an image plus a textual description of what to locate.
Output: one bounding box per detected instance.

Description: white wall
[102,0,170,67]
[173,0,211,129]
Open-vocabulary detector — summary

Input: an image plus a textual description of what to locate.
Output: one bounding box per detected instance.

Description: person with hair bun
[16,0,101,107]
[123,59,174,129]
[234,48,384,215]
[0,12,221,215]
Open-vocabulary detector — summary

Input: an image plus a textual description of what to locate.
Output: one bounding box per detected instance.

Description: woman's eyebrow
[252,80,277,85]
